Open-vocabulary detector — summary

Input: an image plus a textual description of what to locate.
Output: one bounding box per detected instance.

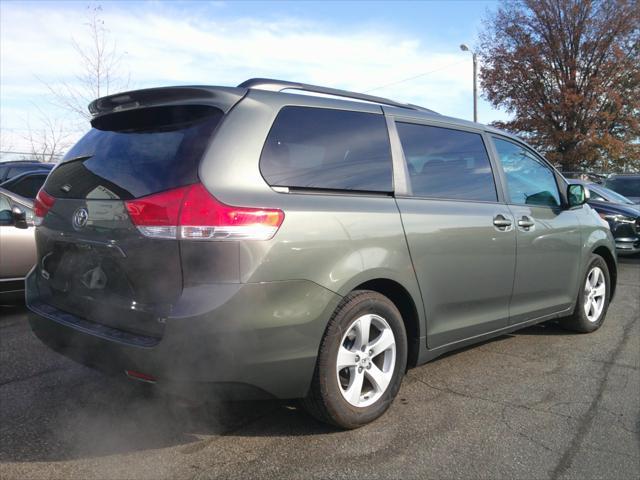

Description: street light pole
[460,44,478,123]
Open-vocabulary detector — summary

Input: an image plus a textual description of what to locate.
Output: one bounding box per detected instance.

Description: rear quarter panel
[197,90,425,338]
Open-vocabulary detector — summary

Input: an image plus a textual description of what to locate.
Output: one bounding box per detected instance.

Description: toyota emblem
[72,207,89,230]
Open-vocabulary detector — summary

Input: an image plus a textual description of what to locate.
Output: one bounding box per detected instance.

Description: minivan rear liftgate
[30,103,228,340]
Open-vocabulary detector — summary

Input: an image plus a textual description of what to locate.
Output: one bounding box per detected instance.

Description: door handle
[518,216,535,229]
[493,214,512,229]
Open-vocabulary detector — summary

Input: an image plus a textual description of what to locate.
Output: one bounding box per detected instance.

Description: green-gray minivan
[27,79,617,428]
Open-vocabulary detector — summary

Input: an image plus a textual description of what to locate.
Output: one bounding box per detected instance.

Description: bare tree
[22,107,72,163]
[22,4,130,162]
[43,5,129,123]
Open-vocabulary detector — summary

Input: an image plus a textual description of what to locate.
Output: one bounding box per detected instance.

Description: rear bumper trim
[28,299,159,348]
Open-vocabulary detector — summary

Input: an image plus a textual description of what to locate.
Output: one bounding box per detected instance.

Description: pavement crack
[0,365,67,387]
[499,404,556,452]
[407,373,575,420]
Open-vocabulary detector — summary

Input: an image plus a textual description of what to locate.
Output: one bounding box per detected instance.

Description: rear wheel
[303,290,407,429]
[563,255,611,333]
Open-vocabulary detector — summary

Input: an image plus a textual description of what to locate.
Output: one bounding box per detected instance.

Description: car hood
[588,200,640,217]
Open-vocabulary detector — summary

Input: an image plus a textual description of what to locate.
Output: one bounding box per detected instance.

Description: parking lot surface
[1,258,638,480]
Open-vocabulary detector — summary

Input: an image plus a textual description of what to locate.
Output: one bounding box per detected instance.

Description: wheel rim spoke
[345,368,365,404]
[369,328,395,357]
[593,284,606,298]
[365,364,391,394]
[337,346,358,369]
[354,315,372,349]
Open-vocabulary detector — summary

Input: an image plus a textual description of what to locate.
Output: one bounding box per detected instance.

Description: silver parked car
[0,187,36,301]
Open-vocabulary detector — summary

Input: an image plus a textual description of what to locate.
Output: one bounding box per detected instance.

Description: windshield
[603,177,640,198]
[589,184,635,205]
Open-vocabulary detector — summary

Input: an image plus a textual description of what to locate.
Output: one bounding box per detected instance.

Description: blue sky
[1,0,503,154]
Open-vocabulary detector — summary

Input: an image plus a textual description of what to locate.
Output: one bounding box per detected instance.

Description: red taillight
[125,183,284,241]
[124,370,157,383]
[33,189,56,225]
[125,186,189,239]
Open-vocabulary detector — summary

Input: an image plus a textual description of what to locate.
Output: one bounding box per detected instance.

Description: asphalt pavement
[1,258,638,479]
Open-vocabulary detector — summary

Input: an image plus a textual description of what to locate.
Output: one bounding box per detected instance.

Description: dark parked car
[0,169,51,199]
[0,161,54,183]
[604,174,640,204]
[27,79,617,428]
[577,182,640,255]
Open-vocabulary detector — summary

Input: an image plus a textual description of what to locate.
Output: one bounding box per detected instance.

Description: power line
[363,60,467,93]
[0,150,62,157]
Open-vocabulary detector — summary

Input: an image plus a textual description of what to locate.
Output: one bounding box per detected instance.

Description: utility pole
[459,44,478,123]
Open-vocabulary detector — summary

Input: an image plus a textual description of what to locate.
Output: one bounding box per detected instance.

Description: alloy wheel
[583,266,606,323]
[336,314,396,408]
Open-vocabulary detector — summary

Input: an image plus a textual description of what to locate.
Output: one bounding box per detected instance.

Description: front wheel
[562,254,611,333]
[302,290,407,429]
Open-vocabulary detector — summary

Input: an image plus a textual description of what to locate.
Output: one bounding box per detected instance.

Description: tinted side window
[10,175,47,198]
[493,138,560,207]
[7,166,34,178]
[396,123,497,201]
[260,107,392,192]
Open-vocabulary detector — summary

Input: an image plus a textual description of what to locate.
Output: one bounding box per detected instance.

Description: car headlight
[601,214,637,224]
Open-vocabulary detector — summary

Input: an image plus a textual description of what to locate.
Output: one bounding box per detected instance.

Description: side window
[0,194,12,225]
[493,138,561,207]
[7,166,33,178]
[260,106,393,192]
[10,175,47,199]
[395,122,497,202]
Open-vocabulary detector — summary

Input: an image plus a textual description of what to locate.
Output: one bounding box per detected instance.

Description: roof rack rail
[238,78,437,114]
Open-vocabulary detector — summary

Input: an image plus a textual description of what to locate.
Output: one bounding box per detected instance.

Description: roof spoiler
[88,86,246,118]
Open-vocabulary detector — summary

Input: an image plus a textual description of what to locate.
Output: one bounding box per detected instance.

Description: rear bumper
[26,270,341,399]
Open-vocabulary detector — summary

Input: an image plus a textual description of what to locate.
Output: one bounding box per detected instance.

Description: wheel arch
[593,245,617,300]
[352,278,422,369]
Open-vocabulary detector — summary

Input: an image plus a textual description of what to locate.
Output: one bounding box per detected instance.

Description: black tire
[562,254,611,333]
[302,290,408,429]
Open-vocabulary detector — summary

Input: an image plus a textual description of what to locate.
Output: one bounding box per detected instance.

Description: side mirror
[12,206,28,229]
[567,184,589,207]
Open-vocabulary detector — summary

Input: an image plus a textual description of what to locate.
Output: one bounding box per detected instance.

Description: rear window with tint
[260,106,393,192]
[45,105,223,200]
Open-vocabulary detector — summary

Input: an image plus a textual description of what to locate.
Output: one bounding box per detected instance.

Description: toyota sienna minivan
[27,79,617,428]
